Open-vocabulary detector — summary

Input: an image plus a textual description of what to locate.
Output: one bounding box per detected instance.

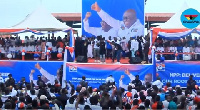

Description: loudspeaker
[76,56,87,63]
[129,57,142,64]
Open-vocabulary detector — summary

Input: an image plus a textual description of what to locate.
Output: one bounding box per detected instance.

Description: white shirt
[156,47,164,53]
[152,80,163,89]
[130,40,139,50]
[93,39,100,49]
[97,9,144,38]
[29,68,57,85]
[0,77,4,83]
[183,47,190,53]
[162,100,169,110]
[29,94,37,100]
[0,47,5,53]
[22,46,27,52]
[9,46,15,52]
[10,88,17,97]
[46,42,52,48]
[83,19,118,40]
[105,76,114,83]
[27,45,34,52]
[58,47,63,53]
[90,105,102,110]
[52,46,57,52]
[169,46,177,52]
[119,74,135,90]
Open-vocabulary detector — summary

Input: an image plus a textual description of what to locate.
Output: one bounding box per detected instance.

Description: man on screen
[91,2,144,38]
[83,12,118,40]
[29,63,62,86]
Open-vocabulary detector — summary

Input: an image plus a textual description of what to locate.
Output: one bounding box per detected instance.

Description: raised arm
[125,69,135,81]
[35,63,55,83]
[29,69,37,85]
[91,2,121,30]
[119,75,128,90]
[83,12,101,36]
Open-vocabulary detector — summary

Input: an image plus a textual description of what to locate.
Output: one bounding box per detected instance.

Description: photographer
[18,77,29,90]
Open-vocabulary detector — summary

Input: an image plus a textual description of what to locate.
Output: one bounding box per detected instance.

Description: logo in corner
[69,66,77,72]
[181,8,200,29]
[184,15,198,20]
[156,62,165,71]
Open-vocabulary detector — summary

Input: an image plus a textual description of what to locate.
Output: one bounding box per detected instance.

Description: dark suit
[80,80,88,88]
[5,78,15,87]
[57,94,69,109]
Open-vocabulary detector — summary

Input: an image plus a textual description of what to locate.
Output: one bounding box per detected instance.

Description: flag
[69,29,75,61]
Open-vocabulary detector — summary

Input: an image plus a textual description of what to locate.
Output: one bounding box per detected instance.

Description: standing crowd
[155,35,200,61]
[0,35,150,64]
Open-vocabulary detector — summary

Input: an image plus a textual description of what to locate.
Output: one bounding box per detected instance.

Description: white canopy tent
[11,6,71,31]
[150,2,197,45]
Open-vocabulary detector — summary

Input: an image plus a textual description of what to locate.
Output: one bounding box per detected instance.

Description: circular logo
[181,8,200,29]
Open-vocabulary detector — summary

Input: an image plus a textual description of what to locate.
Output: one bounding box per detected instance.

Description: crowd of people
[1,33,200,63]
[155,35,200,61]
[0,35,150,64]
[0,69,199,110]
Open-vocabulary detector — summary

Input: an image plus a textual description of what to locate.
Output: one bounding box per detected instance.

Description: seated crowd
[155,35,200,61]
[0,70,199,110]
[0,34,150,64]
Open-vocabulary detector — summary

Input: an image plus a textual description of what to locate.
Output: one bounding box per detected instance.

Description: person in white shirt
[87,39,93,58]
[46,39,52,48]
[0,73,4,83]
[195,45,200,60]
[156,44,164,60]
[93,37,100,63]
[152,77,163,89]
[29,63,61,85]
[83,12,118,40]
[105,75,115,83]
[130,38,139,57]
[162,96,170,110]
[8,45,16,58]
[91,2,144,38]
[169,44,177,60]
[119,69,136,90]
[183,44,190,60]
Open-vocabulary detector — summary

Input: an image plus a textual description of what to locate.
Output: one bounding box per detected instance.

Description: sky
[0,0,200,36]
[145,0,200,13]
[0,0,81,28]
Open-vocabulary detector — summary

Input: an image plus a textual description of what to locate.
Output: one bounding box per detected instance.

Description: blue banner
[0,61,153,89]
[0,61,63,83]
[66,63,153,88]
[157,61,200,87]
[82,0,144,37]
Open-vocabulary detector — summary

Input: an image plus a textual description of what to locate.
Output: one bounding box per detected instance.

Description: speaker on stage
[76,56,87,63]
[129,57,142,64]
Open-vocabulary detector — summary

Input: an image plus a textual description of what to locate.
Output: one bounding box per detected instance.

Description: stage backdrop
[82,0,145,37]
[0,61,63,83]
[156,61,200,87]
[66,63,153,88]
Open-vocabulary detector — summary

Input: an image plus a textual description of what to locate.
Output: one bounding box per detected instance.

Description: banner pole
[152,46,156,81]
[62,47,67,88]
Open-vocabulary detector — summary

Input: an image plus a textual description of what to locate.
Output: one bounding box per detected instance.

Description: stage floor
[86,58,130,64]
[1,57,147,64]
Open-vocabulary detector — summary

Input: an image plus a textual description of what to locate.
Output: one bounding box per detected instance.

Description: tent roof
[10,6,71,31]
[156,2,189,29]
